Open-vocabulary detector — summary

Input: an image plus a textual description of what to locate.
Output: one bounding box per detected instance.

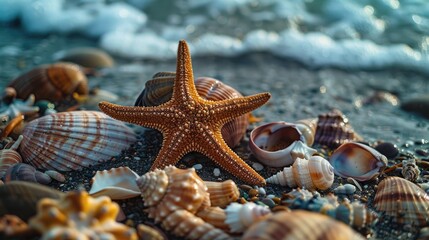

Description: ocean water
[1,0,429,75]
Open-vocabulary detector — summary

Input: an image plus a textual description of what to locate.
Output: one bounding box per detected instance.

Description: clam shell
[18,111,136,171]
[374,176,429,226]
[204,180,240,208]
[249,122,317,167]
[266,156,334,191]
[8,62,89,102]
[242,210,365,240]
[225,202,272,233]
[134,73,248,148]
[89,166,140,200]
[52,47,114,68]
[329,142,387,182]
[4,163,51,185]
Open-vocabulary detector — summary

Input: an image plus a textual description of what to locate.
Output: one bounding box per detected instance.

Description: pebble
[401,95,429,118]
[248,189,259,198]
[239,184,253,192]
[258,187,266,198]
[252,162,264,171]
[266,194,276,199]
[261,198,276,208]
[213,168,220,177]
[193,164,203,170]
[416,149,429,157]
[375,142,399,159]
[133,157,141,161]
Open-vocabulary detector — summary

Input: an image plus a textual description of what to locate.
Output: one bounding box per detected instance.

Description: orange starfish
[99,40,270,185]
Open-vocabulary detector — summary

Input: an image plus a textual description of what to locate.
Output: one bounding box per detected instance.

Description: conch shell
[266,156,334,191]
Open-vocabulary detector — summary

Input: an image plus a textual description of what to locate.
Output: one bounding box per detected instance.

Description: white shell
[249,122,317,167]
[333,184,357,195]
[225,202,271,233]
[89,166,140,200]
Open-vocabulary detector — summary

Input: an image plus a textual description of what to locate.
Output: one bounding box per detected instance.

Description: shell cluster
[18,111,136,171]
[266,156,334,191]
[29,190,138,239]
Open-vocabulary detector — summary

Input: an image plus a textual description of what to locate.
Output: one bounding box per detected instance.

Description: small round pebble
[134,157,141,161]
[252,162,264,171]
[375,142,399,159]
[248,188,259,198]
[261,198,276,208]
[193,164,203,170]
[258,187,266,198]
[213,168,221,177]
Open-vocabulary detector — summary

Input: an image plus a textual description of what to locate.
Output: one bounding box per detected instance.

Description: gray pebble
[252,162,264,171]
[193,164,203,170]
[261,198,276,208]
[213,168,221,177]
[258,187,266,198]
[134,157,141,161]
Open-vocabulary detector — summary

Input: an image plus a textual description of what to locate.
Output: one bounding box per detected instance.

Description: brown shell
[134,72,248,147]
[242,210,365,240]
[374,177,429,226]
[0,149,22,179]
[7,62,89,102]
[204,180,240,208]
[314,109,362,148]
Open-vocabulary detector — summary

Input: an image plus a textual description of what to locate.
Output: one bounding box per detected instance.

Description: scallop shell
[18,111,136,171]
[374,176,429,226]
[52,47,114,68]
[204,180,240,208]
[266,156,334,191]
[8,62,89,102]
[0,135,23,179]
[29,191,138,240]
[329,142,387,182]
[135,73,248,148]
[225,202,272,233]
[0,181,64,221]
[242,210,365,240]
[249,122,317,167]
[89,166,140,200]
[4,163,51,185]
[314,109,363,148]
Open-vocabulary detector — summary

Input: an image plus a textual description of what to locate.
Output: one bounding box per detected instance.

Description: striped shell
[266,156,334,191]
[204,180,240,208]
[242,210,365,240]
[18,111,136,171]
[135,72,248,148]
[4,163,51,185]
[314,109,363,148]
[0,135,23,179]
[374,177,429,226]
[225,202,272,233]
[7,62,89,102]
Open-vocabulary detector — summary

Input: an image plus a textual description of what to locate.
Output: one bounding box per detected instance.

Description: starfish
[99,40,270,185]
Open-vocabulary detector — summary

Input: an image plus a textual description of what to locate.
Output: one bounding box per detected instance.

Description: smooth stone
[213,168,220,177]
[193,164,203,170]
[258,187,266,198]
[252,162,264,171]
[261,198,276,208]
[401,95,429,118]
[52,47,115,68]
[374,142,399,159]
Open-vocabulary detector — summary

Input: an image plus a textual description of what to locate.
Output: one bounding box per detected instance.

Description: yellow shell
[29,191,137,240]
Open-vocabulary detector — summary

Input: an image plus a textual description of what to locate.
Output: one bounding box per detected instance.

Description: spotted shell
[329,142,387,182]
[249,122,317,167]
[29,191,138,240]
[314,109,363,148]
[0,135,23,179]
[374,177,429,226]
[7,62,89,102]
[225,202,272,233]
[242,210,365,240]
[134,72,248,148]
[4,163,51,185]
[266,156,334,191]
[52,47,114,68]
[204,180,240,208]
[18,111,136,171]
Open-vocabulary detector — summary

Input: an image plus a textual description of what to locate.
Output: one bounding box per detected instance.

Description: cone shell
[329,142,387,182]
[4,163,51,185]
[225,202,272,233]
[242,210,365,240]
[314,109,363,148]
[134,73,248,148]
[249,122,317,167]
[29,191,138,240]
[204,180,240,208]
[266,156,334,191]
[18,111,136,171]
[374,177,429,226]
[7,62,89,102]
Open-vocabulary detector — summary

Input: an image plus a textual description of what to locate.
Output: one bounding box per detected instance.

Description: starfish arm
[150,130,188,170]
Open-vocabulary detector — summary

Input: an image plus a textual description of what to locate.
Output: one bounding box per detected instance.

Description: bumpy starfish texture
[99,40,270,185]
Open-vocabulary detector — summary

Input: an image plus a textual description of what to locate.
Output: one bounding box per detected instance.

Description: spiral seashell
[18,111,136,171]
[8,62,89,103]
[135,73,248,148]
[401,158,420,182]
[314,109,363,148]
[29,191,138,240]
[266,156,334,191]
[4,163,51,185]
[249,122,317,167]
[295,118,317,146]
[329,142,387,182]
[374,176,429,226]
[52,47,115,68]
[242,210,365,240]
[0,181,63,221]
[0,135,23,179]
[225,202,272,233]
[204,180,240,208]
[137,224,167,240]
[333,184,357,195]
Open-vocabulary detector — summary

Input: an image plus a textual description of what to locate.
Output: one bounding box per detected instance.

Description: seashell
[401,158,420,182]
[204,180,240,208]
[0,135,23,179]
[242,210,365,240]
[137,224,167,240]
[333,184,357,195]
[374,176,429,226]
[52,47,114,68]
[89,166,140,200]
[0,114,25,139]
[0,88,39,121]
[329,142,388,182]
[195,206,229,232]
[249,122,317,167]
[0,181,64,221]
[0,215,31,237]
[266,156,334,191]
[295,118,317,146]
[29,191,138,240]
[4,163,51,185]
[7,62,89,102]
[44,170,66,182]
[314,109,363,148]
[135,73,248,148]
[18,111,136,171]
[225,202,272,233]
